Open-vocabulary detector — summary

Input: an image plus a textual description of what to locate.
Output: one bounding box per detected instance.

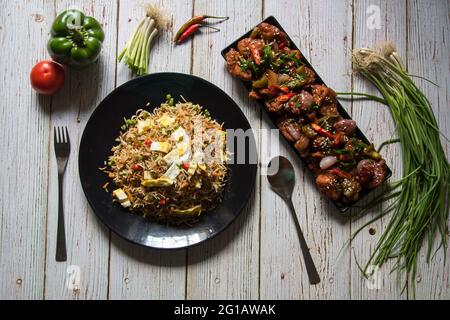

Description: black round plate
[79,73,257,249]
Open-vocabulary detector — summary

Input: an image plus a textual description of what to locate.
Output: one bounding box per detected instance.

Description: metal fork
[54,126,70,262]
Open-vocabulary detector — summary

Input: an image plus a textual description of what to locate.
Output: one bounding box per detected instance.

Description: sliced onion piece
[320,156,338,170]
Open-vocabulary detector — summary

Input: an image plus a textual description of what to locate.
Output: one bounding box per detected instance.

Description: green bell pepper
[47,9,105,68]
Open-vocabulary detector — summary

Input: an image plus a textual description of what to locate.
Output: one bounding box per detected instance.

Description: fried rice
[103,100,228,224]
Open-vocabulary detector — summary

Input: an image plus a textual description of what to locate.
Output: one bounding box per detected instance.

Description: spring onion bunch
[118,4,168,75]
[348,43,449,294]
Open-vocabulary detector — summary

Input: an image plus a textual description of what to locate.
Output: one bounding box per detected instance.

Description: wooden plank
[407,0,450,300]
[185,0,262,300]
[351,0,407,299]
[107,0,192,300]
[261,0,353,299]
[0,0,54,300]
[44,0,118,299]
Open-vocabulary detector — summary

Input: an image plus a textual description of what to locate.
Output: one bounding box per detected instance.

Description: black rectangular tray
[221,16,391,213]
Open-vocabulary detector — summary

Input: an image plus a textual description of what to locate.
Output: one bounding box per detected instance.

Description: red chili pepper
[330,168,352,179]
[250,43,261,65]
[144,139,153,146]
[338,153,353,162]
[279,85,289,93]
[276,92,296,103]
[174,15,229,42]
[268,85,279,96]
[332,132,347,147]
[159,198,168,206]
[131,164,143,171]
[311,123,334,139]
[176,24,221,44]
[181,163,190,170]
[278,41,286,49]
[269,84,290,95]
[332,134,341,147]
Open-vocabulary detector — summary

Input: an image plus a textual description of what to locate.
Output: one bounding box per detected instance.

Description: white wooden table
[1,0,449,300]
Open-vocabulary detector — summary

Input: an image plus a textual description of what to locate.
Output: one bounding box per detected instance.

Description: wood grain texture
[107,0,192,300]
[260,0,353,299]
[44,0,118,300]
[407,0,450,300]
[350,0,408,300]
[185,0,262,300]
[0,0,53,300]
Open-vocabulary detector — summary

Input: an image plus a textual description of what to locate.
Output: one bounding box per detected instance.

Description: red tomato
[144,139,153,146]
[181,163,190,170]
[30,60,65,95]
[131,164,142,171]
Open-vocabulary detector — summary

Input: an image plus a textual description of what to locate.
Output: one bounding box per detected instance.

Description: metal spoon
[267,156,320,285]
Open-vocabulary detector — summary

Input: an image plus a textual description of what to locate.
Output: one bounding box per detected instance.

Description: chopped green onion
[203,109,211,118]
[238,57,249,72]
[335,148,351,155]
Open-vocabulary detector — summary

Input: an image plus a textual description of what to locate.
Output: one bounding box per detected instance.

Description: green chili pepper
[301,125,317,138]
[249,27,260,39]
[47,9,105,69]
[252,75,268,89]
[364,144,382,160]
[295,65,306,75]
[285,74,307,90]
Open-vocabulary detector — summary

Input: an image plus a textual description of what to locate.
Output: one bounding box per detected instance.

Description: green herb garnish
[249,61,258,77]
[279,53,302,66]
[335,148,351,155]
[238,57,249,72]
[340,159,356,168]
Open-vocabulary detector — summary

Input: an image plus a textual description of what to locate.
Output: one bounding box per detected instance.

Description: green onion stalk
[342,43,450,295]
[118,4,168,75]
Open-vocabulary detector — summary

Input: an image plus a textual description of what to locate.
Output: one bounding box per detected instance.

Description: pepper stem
[199,25,221,31]
[204,15,229,20]
[71,28,85,45]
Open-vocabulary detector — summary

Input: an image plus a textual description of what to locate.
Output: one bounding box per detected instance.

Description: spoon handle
[286,199,320,285]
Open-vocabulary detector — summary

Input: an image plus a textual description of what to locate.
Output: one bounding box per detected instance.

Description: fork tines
[54,126,70,145]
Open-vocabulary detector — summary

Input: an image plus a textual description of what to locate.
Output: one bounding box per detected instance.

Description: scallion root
[118,4,169,75]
